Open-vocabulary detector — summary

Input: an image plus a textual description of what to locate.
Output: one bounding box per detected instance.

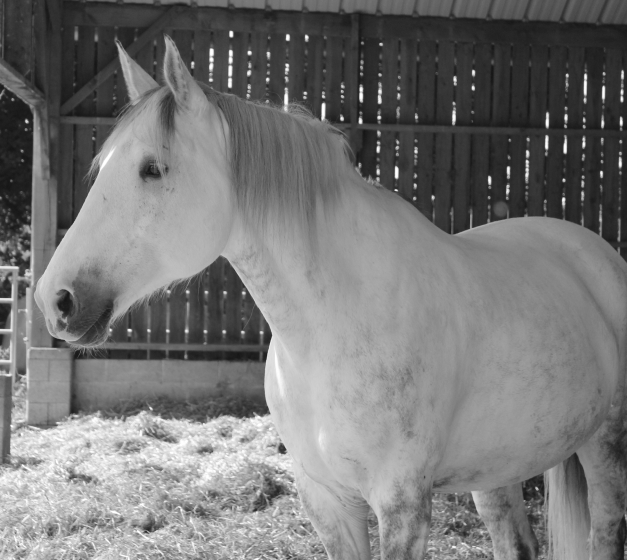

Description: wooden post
[28,0,59,348]
[0,371,10,461]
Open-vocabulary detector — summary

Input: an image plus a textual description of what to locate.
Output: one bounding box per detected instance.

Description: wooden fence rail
[54,5,627,359]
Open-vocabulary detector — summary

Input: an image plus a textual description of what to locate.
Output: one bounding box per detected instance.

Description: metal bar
[0,299,13,304]
[0,266,17,464]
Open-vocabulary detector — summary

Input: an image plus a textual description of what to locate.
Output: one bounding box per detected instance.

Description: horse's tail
[545,454,590,560]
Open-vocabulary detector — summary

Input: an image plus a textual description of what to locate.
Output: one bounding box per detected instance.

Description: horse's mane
[91,82,356,245]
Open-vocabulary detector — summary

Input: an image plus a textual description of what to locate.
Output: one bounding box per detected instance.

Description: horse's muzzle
[35,277,115,348]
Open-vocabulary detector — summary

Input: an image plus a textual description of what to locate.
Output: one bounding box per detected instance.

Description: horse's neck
[224,179,453,359]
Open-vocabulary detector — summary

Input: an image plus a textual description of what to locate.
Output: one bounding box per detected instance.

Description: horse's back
[458,217,627,341]
[435,218,627,489]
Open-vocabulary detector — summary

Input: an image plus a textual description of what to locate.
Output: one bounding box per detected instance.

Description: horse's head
[35,37,234,346]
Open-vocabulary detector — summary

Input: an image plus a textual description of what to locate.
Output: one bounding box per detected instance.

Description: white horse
[35,37,627,560]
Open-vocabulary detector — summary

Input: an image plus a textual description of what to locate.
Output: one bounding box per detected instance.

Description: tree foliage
[0,86,32,322]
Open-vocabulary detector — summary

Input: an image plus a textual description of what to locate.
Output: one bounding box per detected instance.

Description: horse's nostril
[56,289,75,319]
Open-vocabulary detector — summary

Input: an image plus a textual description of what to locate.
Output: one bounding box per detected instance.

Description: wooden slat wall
[57,7,627,359]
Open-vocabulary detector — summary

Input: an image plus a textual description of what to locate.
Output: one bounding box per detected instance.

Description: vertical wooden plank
[288,34,305,102]
[135,32,155,80]
[187,276,204,345]
[242,288,261,351]
[211,30,230,92]
[325,36,343,123]
[527,45,549,217]
[416,40,437,218]
[172,29,192,73]
[268,33,286,105]
[224,262,244,359]
[345,15,361,159]
[433,40,454,231]
[564,47,585,225]
[545,46,567,219]
[620,53,627,260]
[206,258,225,345]
[168,284,187,359]
[306,35,323,118]
[105,28,130,355]
[168,30,194,358]
[194,30,210,84]
[148,296,167,360]
[397,38,417,203]
[509,43,530,219]
[130,32,156,359]
[583,47,604,233]
[58,25,75,231]
[379,37,398,192]
[250,32,268,101]
[360,38,379,182]
[453,42,473,233]
[72,26,95,219]
[489,43,511,222]
[95,27,115,153]
[471,43,491,227]
[231,31,249,98]
[601,49,622,246]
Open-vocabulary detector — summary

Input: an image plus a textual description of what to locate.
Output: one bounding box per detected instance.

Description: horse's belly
[435,336,617,491]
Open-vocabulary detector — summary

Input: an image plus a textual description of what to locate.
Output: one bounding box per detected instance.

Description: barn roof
[66,0,627,25]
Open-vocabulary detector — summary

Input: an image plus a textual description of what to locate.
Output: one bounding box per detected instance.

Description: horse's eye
[141,160,168,180]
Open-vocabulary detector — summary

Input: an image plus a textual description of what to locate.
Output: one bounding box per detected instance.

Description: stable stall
[0,0,625,431]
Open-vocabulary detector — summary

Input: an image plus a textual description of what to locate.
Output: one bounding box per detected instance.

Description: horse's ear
[163,35,206,112]
[116,40,158,102]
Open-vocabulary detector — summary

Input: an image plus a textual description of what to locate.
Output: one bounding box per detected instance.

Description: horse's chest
[264,344,437,488]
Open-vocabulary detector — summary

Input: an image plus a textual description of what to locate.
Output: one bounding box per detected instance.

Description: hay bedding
[1,394,545,559]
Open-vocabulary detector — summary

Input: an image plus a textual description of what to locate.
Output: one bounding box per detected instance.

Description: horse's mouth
[71,306,114,348]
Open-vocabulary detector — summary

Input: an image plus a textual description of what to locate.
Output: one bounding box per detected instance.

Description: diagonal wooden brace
[0,58,45,108]
[60,6,183,116]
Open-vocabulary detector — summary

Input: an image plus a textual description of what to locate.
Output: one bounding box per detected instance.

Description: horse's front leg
[371,475,433,560]
[472,484,539,560]
[293,463,372,559]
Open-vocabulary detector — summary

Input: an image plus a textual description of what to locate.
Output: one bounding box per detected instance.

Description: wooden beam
[63,2,627,49]
[29,105,54,348]
[0,58,44,107]
[60,6,181,115]
[64,3,352,37]
[45,0,62,34]
[62,342,270,353]
[333,122,627,138]
[63,113,627,139]
[360,14,627,49]
[60,115,116,125]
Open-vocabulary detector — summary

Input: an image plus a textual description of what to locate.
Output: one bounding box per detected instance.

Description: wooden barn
[0,0,626,440]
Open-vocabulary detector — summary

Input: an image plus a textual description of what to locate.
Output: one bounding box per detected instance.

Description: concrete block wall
[74,359,266,413]
[27,348,73,425]
[27,353,266,424]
